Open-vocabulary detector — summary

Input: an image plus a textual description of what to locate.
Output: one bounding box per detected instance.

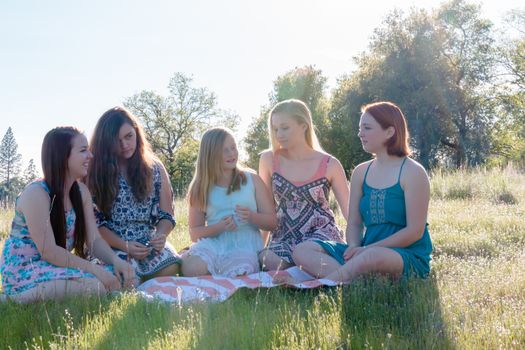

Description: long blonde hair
[188,127,247,211]
[267,99,323,152]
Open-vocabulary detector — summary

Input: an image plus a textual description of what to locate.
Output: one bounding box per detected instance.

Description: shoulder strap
[33,180,51,196]
[397,157,408,183]
[363,160,374,183]
[317,155,331,178]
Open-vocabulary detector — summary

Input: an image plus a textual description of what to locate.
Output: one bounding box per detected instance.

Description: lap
[351,246,404,277]
[311,240,348,265]
[115,242,181,278]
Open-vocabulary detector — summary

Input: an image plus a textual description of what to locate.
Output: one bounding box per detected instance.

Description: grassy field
[0,167,524,349]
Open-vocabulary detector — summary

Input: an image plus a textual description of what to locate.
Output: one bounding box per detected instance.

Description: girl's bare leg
[325,247,403,284]
[11,278,106,303]
[258,249,292,271]
[180,255,210,277]
[292,241,342,278]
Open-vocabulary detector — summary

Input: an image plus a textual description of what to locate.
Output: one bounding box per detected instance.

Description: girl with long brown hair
[88,107,180,279]
[0,127,135,302]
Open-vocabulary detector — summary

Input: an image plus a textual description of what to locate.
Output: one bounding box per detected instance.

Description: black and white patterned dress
[94,163,180,277]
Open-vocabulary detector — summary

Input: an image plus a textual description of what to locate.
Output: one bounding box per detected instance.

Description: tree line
[2,0,523,202]
[244,0,525,171]
[128,0,524,187]
[0,127,37,206]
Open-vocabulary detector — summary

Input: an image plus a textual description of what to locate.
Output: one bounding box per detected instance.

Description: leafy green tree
[0,127,22,184]
[499,9,525,89]
[491,9,525,166]
[243,111,269,169]
[330,1,497,169]
[125,73,239,195]
[326,76,370,172]
[434,0,496,166]
[329,8,454,169]
[271,66,331,149]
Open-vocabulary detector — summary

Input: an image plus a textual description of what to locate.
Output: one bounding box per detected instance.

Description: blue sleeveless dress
[0,180,112,296]
[316,158,432,278]
[186,172,264,277]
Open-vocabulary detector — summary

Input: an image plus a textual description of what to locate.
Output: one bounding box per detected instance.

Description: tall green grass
[0,167,524,349]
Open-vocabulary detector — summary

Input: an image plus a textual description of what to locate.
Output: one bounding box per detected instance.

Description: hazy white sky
[0,0,522,173]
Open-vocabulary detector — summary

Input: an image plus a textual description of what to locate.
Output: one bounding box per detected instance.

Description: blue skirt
[313,240,430,279]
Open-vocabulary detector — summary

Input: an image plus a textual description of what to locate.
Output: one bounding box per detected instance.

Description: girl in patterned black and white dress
[87,107,180,280]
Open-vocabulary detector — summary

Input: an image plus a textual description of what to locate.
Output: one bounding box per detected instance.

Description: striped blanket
[136,267,337,305]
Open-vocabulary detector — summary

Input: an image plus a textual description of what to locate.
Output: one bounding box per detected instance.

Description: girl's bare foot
[271,274,299,285]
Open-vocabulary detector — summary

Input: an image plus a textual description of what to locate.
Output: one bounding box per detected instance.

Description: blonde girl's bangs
[268,99,324,152]
[189,127,235,210]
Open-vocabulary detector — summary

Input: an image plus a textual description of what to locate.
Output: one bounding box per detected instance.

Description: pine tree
[23,158,38,184]
[0,127,22,185]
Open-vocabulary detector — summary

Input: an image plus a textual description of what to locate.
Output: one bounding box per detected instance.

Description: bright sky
[0,0,522,174]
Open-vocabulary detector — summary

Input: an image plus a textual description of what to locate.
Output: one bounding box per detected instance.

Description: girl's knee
[292,241,324,266]
[258,248,274,267]
[153,263,181,278]
[79,278,107,295]
[295,240,318,252]
[259,249,292,271]
[181,256,209,277]
[350,249,377,274]
[164,263,181,276]
[291,242,312,266]
[352,248,397,275]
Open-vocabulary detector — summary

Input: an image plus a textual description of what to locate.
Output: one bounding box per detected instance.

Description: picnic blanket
[136,267,338,305]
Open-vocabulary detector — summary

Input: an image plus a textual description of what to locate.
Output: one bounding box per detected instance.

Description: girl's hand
[220,215,237,232]
[125,241,151,260]
[150,233,167,251]
[235,205,252,224]
[112,257,137,289]
[343,245,367,262]
[92,265,121,292]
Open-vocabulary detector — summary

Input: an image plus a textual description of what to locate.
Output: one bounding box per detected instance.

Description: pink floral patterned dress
[0,181,110,296]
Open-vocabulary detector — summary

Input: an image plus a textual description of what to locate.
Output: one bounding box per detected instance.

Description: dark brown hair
[361,101,411,157]
[88,107,155,218]
[41,127,87,258]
